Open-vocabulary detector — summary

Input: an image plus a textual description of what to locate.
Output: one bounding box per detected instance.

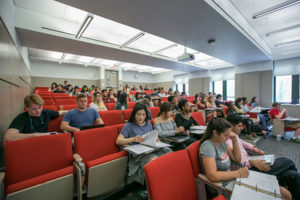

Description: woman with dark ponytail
[154,102,196,150]
[200,118,249,193]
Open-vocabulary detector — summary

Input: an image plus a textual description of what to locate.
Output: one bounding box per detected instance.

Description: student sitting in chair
[60,94,104,132]
[269,102,300,143]
[200,118,248,196]
[115,92,128,110]
[226,114,294,200]
[89,92,107,112]
[116,103,172,185]
[5,94,59,142]
[53,84,65,93]
[175,99,199,135]
[154,102,195,150]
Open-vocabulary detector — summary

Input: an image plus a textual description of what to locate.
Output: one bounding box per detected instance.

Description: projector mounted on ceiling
[177,46,195,62]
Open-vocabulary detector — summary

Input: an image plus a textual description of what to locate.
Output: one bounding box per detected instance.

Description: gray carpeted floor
[255,134,300,172]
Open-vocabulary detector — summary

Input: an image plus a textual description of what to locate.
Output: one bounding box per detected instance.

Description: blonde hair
[24,94,44,108]
[92,92,107,111]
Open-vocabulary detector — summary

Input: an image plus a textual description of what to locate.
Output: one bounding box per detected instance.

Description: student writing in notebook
[200,118,248,195]
[116,103,172,185]
[226,114,296,200]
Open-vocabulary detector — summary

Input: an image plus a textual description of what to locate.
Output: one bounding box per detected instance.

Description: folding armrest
[73,154,85,200]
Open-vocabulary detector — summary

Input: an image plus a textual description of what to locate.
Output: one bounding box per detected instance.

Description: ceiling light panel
[63,5,87,24]
[30,48,63,60]
[82,15,141,45]
[126,33,174,53]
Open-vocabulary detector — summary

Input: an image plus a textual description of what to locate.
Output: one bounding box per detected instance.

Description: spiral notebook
[230,170,281,200]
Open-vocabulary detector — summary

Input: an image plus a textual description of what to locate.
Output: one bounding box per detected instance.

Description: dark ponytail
[200,118,232,144]
[157,102,172,117]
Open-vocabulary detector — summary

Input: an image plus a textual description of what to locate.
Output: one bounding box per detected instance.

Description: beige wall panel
[31,77,98,89]
[152,81,173,91]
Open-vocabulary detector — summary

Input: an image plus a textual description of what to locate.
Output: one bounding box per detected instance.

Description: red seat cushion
[123,109,133,121]
[74,126,120,164]
[192,112,205,126]
[99,110,123,126]
[5,134,73,189]
[187,141,201,177]
[144,150,197,200]
[6,166,73,195]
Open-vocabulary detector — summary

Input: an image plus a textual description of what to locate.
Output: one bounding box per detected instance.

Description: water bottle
[276,134,281,141]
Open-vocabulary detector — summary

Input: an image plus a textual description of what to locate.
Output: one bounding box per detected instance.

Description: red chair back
[5,133,73,187]
[186,141,202,177]
[40,96,53,100]
[44,99,55,105]
[55,99,77,105]
[160,97,168,102]
[43,105,58,111]
[128,102,136,109]
[191,112,205,126]
[123,109,133,121]
[109,124,125,135]
[99,110,123,126]
[148,107,160,119]
[52,93,69,97]
[105,103,116,110]
[57,104,77,111]
[144,150,197,200]
[74,126,120,163]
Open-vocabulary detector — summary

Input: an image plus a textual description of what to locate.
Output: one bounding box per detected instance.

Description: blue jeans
[258,114,267,130]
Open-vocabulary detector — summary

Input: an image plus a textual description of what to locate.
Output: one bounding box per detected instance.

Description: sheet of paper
[249,154,275,166]
[123,144,154,155]
[190,125,207,130]
[141,130,170,148]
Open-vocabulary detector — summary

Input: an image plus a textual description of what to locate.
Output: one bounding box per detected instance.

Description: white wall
[31,60,100,80]
[0,0,31,71]
[235,61,273,74]
[122,71,154,83]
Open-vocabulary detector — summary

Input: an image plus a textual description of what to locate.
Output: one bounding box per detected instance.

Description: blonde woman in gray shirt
[154,102,196,150]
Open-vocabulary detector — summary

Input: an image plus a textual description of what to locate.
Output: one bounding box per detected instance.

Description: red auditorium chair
[123,109,133,122]
[109,123,125,135]
[187,141,229,199]
[40,96,53,100]
[160,97,168,102]
[192,112,206,126]
[144,150,198,200]
[73,126,128,198]
[105,103,116,110]
[4,133,74,200]
[99,110,123,126]
[52,93,69,97]
[55,99,77,105]
[148,107,160,119]
[57,104,77,111]
[53,96,72,100]
[48,115,63,132]
[43,105,58,111]
[128,102,136,109]
[44,99,55,105]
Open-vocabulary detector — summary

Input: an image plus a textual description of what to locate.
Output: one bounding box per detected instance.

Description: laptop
[80,124,105,131]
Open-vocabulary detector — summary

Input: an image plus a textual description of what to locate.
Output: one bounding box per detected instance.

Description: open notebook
[123,130,170,155]
[231,170,281,200]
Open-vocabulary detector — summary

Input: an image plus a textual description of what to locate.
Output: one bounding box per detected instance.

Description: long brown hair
[200,118,232,144]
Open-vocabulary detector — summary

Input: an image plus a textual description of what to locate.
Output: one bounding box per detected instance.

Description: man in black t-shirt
[4,94,59,142]
[215,94,225,107]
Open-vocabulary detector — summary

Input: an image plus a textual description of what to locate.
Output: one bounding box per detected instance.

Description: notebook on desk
[231,170,281,200]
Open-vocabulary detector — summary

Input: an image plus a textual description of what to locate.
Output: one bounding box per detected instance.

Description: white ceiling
[218,0,300,60]
[14,0,234,73]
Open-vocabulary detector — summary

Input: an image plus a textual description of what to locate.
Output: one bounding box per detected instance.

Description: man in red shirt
[269,102,300,143]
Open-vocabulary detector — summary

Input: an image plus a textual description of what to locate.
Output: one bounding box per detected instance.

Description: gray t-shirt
[121,121,153,145]
[200,140,231,172]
